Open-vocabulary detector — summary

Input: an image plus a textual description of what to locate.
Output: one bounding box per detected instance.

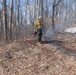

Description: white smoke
[43,20,72,41]
[44,27,55,41]
[65,27,76,33]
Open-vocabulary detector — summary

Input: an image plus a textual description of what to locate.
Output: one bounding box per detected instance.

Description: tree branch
[54,0,56,5]
[0,1,11,10]
[0,0,2,4]
[54,0,62,7]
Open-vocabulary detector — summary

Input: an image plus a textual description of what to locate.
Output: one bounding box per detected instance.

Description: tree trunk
[2,0,8,40]
[40,0,43,21]
[52,0,62,31]
[9,0,13,39]
[52,5,55,30]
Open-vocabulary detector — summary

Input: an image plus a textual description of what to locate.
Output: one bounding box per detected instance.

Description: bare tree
[52,0,62,30]
[2,0,8,40]
[39,0,43,20]
[0,0,76,40]
[9,0,13,39]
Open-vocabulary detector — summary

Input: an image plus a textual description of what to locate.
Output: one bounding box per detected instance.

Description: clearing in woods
[0,33,76,75]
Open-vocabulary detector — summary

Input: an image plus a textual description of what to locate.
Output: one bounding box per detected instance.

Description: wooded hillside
[0,0,76,40]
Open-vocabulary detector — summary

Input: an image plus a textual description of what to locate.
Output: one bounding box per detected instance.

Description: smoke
[44,21,70,41]
[55,21,71,33]
[44,27,55,41]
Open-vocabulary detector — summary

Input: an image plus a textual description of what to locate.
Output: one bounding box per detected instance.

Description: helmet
[38,16,42,19]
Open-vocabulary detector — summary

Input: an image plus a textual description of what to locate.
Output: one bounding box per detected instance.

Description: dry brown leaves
[0,34,76,75]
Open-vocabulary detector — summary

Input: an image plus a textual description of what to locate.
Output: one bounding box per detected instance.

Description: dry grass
[0,33,76,75]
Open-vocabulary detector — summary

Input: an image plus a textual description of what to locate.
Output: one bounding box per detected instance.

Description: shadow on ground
[42,40,76,60]
[42,40,63,45]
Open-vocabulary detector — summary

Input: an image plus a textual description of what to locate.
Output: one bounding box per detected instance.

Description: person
[34,16,43,44]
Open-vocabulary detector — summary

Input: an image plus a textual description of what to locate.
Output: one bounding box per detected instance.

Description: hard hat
[38,16,42,19]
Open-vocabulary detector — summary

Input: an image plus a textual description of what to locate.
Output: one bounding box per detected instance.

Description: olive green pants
[37,28,42,42]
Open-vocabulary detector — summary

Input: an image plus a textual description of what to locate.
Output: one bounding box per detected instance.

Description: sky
[0,2,2,9]
[0,0,75,24]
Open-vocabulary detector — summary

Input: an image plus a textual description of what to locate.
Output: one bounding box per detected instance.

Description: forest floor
[0,33,76,75]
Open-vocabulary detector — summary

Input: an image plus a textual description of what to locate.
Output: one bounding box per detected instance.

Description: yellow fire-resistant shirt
[34,21,43,31]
